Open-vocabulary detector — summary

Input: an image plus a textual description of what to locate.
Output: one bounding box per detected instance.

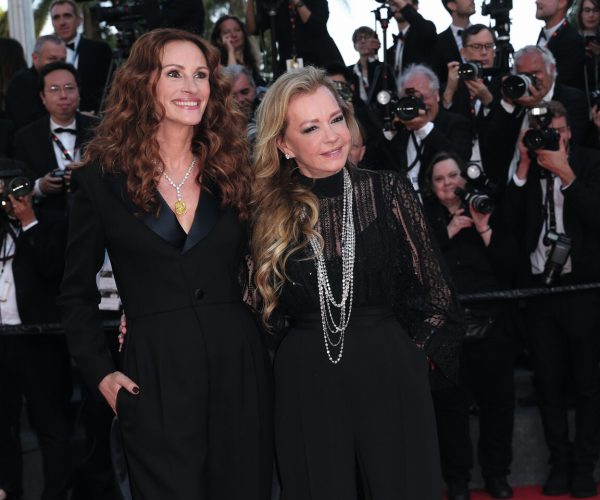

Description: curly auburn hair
[83,28,251,217]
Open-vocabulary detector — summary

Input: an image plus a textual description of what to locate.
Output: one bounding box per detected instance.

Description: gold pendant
[174,199,187,216]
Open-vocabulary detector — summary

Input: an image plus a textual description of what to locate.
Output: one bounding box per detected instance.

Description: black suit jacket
[385,4,437,74]
[432,27,462,85]
[544,21,586,91]
[13,113,97,217]
[480,83,590,187]
[504,145,600,285]
[76,37,113,113]
[0,119,13,158]
[383,108,473,192]
[5,67,47,131]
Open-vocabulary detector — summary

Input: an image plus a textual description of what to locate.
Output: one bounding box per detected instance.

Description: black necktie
[66,42,75,50]
[53,128,76,135]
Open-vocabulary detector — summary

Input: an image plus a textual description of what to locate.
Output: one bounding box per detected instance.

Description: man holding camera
[536,0,586,91]
[480,45,588,187]
[0,159,71,500]
[505,100,600,498]
[13,61,96,223]
[384,64,473,196]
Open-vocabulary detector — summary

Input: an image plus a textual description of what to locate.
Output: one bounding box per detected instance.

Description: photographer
[13,62,96,222]
[422,151,517,500]
[480,45,588,188]
[0,159,71,500]
[505,100,600,498]
[384,64,472,197]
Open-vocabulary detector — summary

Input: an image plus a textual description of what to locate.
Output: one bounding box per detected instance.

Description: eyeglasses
[355,35,375,43]
[46,84,77,94]
[465,43,496,51]
[582,7,600,13]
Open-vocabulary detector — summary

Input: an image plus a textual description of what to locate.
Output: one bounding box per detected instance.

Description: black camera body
[375,88,427,123]
[501,73,537,99]
[590,89,600,109]
[481,0,512,17]
[458,61,483,81]
[542,230,572,286]
[0,167,33,208]
[523,128,560,152]
[454,163,496,214]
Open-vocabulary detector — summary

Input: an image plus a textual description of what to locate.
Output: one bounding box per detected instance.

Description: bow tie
[53,127,76,135]
[393,32,405,43]
[66,42,76,50]
[456,29,463,37]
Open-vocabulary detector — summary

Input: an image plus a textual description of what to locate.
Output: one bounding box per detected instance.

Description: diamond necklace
[308,168,355,364]
[162,158,197,216]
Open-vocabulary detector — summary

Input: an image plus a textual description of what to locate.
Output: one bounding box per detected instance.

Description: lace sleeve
[382,171,464,383]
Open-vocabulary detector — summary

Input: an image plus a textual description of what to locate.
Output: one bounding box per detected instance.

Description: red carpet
[465,484,600,499]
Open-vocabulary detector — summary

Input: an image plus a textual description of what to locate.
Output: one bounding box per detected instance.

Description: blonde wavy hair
[250,66,359,328]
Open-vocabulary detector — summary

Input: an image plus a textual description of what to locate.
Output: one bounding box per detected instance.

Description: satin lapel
[102,174,187,249]
[182,188,220,253]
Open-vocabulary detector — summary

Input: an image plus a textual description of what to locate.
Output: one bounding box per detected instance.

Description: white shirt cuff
[512,173,527,187]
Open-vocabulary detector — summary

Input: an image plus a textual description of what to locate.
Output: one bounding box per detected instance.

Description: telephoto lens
[501,74,536,99]
[458,61,482,80]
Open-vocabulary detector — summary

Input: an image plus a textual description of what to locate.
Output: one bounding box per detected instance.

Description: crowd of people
[0,0,599,499]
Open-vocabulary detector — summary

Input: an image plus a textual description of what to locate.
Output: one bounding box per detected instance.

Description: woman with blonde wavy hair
[250,66,463,499]
[59,29,272,500]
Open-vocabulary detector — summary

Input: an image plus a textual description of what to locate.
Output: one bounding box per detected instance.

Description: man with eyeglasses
[5,35,66,131]
[13,62,96,223]
[480,46,588,189]
[504,100,600,498]
[536,0,586,91]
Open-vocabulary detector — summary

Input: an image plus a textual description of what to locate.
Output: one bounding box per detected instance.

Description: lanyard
[288,2,298,59]
[51,133,77,163]
[407,131,424,172]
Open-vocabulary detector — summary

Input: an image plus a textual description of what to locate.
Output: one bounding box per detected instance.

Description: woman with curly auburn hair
[59,28,272,500]
[250,66,464,499]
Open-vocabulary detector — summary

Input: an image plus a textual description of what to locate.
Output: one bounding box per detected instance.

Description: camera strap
[544,174,558,234]
[51,133,76,163]
[407,131,424,172]
[287,3,298,59]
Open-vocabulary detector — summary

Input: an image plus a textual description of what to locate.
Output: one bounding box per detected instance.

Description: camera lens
[8,177,32,198]
[396,95,423,121]
[501,74,530,99]
[458,62,480,81]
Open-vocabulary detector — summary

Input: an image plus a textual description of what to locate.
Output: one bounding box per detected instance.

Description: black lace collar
[298,167,345,198]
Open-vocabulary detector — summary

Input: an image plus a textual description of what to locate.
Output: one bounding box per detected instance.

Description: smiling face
[51,2,81,42]
[277,85,351,179]
[155,40,210,132]
[431,158,465,207]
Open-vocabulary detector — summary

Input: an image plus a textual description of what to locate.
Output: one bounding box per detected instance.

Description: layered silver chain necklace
[308,168,356,364]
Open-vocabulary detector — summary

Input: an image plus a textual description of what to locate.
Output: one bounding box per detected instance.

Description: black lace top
[279,167,464,383]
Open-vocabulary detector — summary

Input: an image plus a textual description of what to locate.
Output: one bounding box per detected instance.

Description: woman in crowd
[59,28,272,500]
[250,66,463,499]
[209,15,264,85]
[421,152,517,499]
[348,26,381,104]
[577,0,600,95]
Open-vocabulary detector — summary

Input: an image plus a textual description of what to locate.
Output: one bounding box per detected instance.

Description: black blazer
[11,215,67,324]
[76,37,113,113]
[544,21,586,91]
[0,118,13,158]
[480,83,590,187]
[13,112,97,217]
[431,27,462,85]
[504,145,600,284]
[383,108,473,192]
[385,4,437,74]
[5,67,47,131]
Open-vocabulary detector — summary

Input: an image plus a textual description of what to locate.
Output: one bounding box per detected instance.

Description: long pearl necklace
[308,168,355,364]
[162,158,197,216]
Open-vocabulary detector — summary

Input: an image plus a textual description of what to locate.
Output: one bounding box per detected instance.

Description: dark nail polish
[132,386,140,395]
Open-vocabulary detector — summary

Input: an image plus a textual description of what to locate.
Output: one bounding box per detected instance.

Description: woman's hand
[469,206,491,232]
[447,208,473,239]
[98,371,139,415]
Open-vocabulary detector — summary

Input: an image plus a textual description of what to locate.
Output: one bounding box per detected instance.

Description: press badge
[286,57,304,71]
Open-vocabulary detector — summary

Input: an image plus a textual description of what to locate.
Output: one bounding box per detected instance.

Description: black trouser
[0,335,72,500]
[433,318,516,482]
[524,288,600,466]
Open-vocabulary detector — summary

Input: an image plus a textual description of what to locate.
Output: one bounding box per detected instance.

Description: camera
[501,74,537,99]
[454,163,495,214]
[522,104,560,152]
[541,230,572,286]
[0,167,33,208]
[481,0,512,17]
[458,61,483,81]
[590,89,600,109]
[376,89,427,122]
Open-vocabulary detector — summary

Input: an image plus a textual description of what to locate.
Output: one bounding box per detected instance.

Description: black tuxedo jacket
[385,4,437,74]
[5,67,47,131]
[11,214,67,324]
[0,118,13,158]
[543,21,586,91]
[13,112,97,217]
[76,37,113,113]
[432,27,462,85]
[480,83,590,187]
[504,145,600,284]
[383,108,473,192]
